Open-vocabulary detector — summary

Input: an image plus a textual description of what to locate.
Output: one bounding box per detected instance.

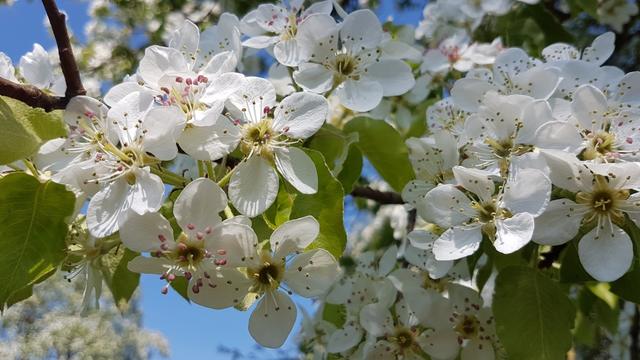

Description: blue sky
[0,1,423,358]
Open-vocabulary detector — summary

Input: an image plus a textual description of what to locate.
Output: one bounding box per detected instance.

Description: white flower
[0,52,17,82]
[421,32,502,74]
[293,10,415,112]
[542,32,615,66]
[451,48,560,112]
[240,0,333,66]
[19,43,65,95]
[536,79,640,162]
[221,77,328,217]
[422,166,550,260]
[188,216,339,348]
[533,151,640,281]
[402,131,459,208]
[597,0,639,32]
[463,91,555,176]
[120,178,238,292]
[418,284,498,360]
[79,91,185,237]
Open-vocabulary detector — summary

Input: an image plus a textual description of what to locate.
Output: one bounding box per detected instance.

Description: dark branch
[0,78,68,111]
[42,0,85,100]
[537,243,567,269]
[0,0,84,111]
[631,305,639,360]
[350,186,404,204]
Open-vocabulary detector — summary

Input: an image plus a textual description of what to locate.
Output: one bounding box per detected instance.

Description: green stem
[206,161,215,180]
[150,166,188,187]
[197,160,205,178]
[23,160,40,179]
[217,165,237,188]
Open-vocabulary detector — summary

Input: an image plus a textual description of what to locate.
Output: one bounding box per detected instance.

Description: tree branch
[350,186,404,204]
[0,0,84,111]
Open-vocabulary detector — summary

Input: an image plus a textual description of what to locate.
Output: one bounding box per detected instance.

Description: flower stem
[151,166,188,187]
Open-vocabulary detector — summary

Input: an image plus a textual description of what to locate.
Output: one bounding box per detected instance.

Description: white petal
[582,32,615,66]
[578,223,633,282]
[103,82,147,107]
[293,62,334,94]
[274,147,318,194]
[401,180,434,208]
[335,79,383,112]
[514,67,560,99]
[451,78,495,112]
[19,43,53,88]
[227,77,276,123]
[271,216,319,259]
[249,290,297,348]
[285,249,338,297]
[168,20,200,67]
[461,339,495,360]
[207,222,260,268]
[189,268,253,309]
[128,168,165,215]
[433,225,483,261]
[534,121,583,152]
[119,212,174,252]
[502,168,551,216]
[272,92,328,139]
[274,38,302,67]
[571,84,608,130]
[177,118,241,161]
[419,184,474,228]
[229,155,279,217]
[138,45,190,86]
[242,35,279,48]
[378,244,399,277]
[540,149,590,192]
[417,328,460,360]
[296,14,338,62]
[340,10,382,52]
[198,50,238,77]
[359,303,393,337]
[127,256,171,274]
[327,325,363,353]
[176,177,226,229]
[494,213,535,254]
[364,59,415,96]
[142,106,185,160]
[453,166,495,202]
[0,52,17,82]
[532,199,583,245]
[200,72,246,106]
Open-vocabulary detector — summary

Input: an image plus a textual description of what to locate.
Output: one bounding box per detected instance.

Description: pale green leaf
[493,266,576,360]
[0,172,75,309]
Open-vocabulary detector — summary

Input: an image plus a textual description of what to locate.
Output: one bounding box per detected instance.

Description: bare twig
[0,0,84,111]
[351,186,404,204]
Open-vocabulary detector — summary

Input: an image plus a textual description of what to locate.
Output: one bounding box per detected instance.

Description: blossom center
[582,131,616,160]
[170,233,207,269]
[241,118,277,158]
[576,176,629,223]
[455,315,480,339]
[392,328,415,349]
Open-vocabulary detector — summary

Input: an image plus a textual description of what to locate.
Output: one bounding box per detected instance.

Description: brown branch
[537,243,567,269]
[350,186,404,204]
[0,0,84,111]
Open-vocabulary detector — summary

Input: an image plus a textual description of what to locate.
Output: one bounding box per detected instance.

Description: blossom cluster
[1,0,640,357]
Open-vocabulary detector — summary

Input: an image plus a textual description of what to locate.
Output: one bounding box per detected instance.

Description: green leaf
[344,117,415,192]
[560,241,593,283]
[575,0,598,18]
[610,259,640,304]
[290,149,347,258]
[307,124,358,176]
[493,266,576,360]
[0,97,66,165]
[322,303,347,328]
[109,248,140,309]
[336,144,362,193]
[170,277,190,302]
[0,172,75,309]
[263,180,295,227]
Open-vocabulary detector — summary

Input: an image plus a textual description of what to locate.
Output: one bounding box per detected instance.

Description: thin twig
[0,0,85,111]
[350,186,404,204]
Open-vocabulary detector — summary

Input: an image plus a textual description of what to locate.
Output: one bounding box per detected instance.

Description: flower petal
[359,303,394,337]
[249,290,297,348]
[272,92,328,139]
[189,268,253,309]
[365,59,415,96]
[433,225,482,261]
[120,212,174,252]
[271,215,320,259]
[494,213,535,254]
[285,249,338,297]
[335,79,383,112]
[578,223,633,282]
[532,199,583,245]
[174,177,227,232]
[229,155,279,217]
[274,147,318,194]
